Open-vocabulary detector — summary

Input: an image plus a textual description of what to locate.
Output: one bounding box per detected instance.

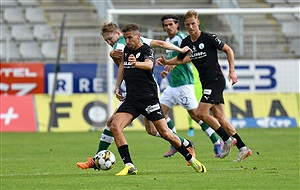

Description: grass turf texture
[1,128,299,189]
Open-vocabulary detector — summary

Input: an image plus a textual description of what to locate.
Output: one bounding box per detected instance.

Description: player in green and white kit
[76,22,196,170]
[159,15,223,158]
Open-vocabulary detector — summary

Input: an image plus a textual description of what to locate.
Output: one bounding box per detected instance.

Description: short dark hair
[160,14,179,22]
[121,23,140,33]
[160,14,180,30]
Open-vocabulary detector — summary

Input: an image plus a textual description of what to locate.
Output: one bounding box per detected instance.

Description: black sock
[233,133,246,149]
[118,144,133,165]
[215,127,230,141]
[175,144,193,161]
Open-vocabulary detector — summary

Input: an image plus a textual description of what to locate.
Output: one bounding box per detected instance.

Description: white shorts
[159,84,199,110]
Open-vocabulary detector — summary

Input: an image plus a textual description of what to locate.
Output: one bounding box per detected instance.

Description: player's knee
[196,111,206,120]
[106,115,114,126]
[109,122,119,134]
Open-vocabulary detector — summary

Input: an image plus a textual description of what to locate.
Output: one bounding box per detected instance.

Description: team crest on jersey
[136,52,141,58]
[199,43,204,49]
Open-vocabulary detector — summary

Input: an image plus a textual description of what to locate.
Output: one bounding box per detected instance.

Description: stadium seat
[41,41,59,59]
[25,7,47,23]
[17,0,40,6]
[0,41,21,60]
[11,25,34,41]
[1,25,11,40]
[282,22,300,37]
[19,42,42,59]
[2,0,18,7]
[3,7,26,24]
[33,24,55,41]
[290,39,300,56]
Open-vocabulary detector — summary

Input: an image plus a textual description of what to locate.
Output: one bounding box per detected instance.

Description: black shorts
[200,76,225,104]
[116,98,165,121]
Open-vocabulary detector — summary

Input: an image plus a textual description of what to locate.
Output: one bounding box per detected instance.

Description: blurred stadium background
[1,0,299,132]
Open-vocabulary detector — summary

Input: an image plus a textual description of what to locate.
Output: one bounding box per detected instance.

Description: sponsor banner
[44,63,107,94]
[34,94,148,132]
[229,117,297,128]
[0,62,44,95]
[44,63,169,94]
[34,92,298,132]
[1,93,298,132]
[44,60,299,95]
[0,95,37,132]
[175,93,299,129]
[219,59,300,93]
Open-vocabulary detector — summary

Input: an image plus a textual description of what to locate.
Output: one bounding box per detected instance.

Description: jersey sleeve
[144,47,155,63]
[140,36,153,46]
[113,43,126,51]
[210,33,225,50]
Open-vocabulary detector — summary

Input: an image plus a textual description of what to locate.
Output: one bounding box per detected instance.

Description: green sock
[166,117,176,132]
[97,126,114,153]
[200,122,219,144]
[166,117,185,144]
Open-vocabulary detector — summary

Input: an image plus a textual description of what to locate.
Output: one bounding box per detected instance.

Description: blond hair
[100,22,120,35]
[184,10,198,21]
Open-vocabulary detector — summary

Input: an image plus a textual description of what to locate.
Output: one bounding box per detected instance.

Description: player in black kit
[157,10,252,162]
[110,23,206,176]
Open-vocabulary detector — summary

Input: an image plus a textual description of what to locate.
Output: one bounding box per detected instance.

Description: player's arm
[115,61,125,100]
[110,49,123,67]
[156,54,191,66]
[129,54,153,70]
[150,39,192,54]
[221,44,237,85]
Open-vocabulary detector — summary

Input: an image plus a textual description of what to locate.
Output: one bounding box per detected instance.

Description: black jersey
[123,44,157,101]
[178,32,225,87]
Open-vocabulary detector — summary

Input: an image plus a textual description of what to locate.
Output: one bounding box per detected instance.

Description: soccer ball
[94,150,116,170]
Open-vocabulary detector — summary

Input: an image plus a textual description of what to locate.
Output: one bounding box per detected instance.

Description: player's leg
[175,84,223,157]
[110,112,138,175]
[196,102,236,159]
[97,114,115,152]
[151,118,206,173]
[211,104,252,161]
[144,115,194,158]
[187,109,223,157]
[76,114,115,170]
[159,103,179,157]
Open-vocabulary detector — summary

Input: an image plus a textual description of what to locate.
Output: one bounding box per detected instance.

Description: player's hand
[156,56,167,66]
[160,70,169,78]
[228,72,238,85]
[129,54,136,66]
[180,46,192,55]
[165,65,174,72]
[115,88,125,101]
[110,49,123,59]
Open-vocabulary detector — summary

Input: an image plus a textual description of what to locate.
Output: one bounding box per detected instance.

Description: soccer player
[76,22,196,170]
[159,14,224,158]
[156,10,252,162]
[111,23,206,175]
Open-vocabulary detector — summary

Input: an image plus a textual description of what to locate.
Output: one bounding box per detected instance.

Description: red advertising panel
[0,62,44,95]
[0,95,37,132]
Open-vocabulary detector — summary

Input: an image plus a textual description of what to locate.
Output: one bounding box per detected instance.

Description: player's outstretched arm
[156,55,191,66]
[150,39,192,54]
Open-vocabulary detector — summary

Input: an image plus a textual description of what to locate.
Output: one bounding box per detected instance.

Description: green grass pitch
[1,128,299,189]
